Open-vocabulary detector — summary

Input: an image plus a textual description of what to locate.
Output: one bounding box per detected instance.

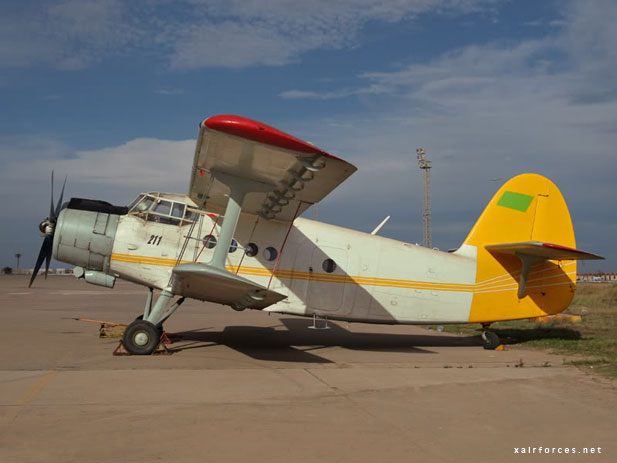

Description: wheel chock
[113,341,130,356]
[112,338,172,356]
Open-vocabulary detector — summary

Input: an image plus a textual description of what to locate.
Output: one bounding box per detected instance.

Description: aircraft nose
[52,205,120,272]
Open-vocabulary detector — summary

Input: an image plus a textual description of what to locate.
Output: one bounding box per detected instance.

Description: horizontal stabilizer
[486,242,604,261]
[486,242,603,299]
[171,263,287,310]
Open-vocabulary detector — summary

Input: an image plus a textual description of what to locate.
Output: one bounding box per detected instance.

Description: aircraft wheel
[123,320,161,355]
[481,331,500,350]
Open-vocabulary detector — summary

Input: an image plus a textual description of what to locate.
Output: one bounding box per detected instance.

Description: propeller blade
[29,234,53,288]
[44,243,52,279]
[50,171,55,220]
[54,175,67,218]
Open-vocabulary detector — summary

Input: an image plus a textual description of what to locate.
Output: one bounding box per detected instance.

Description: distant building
[25,268,74,276]
[577,272,617,283]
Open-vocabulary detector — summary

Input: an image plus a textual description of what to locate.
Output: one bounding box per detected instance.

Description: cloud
[284,39,554,101]
[0,135,71,162]
[279,85,387,100]
[0,0,137,70]
[1,136,195,207]
[168,21,307,69]
[166,0,502,69]
[0,0,500,70]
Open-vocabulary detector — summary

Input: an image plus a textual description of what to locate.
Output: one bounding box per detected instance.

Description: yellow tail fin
[464,173,579,322]
[463,173,576,248]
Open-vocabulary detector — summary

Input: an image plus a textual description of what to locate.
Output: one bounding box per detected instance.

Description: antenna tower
[416,148,432,248]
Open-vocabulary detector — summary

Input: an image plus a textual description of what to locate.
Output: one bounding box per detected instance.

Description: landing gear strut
[121,289,185,355]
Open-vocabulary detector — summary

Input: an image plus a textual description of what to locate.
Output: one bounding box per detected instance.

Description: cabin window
[203,235,217,249]
[229,239,238,253]
[184,209,198,223]
[171,202,185,218]
[322,258,337,273]
[245,243,258,257]
[264,246,278,261]
[152,200,172,216]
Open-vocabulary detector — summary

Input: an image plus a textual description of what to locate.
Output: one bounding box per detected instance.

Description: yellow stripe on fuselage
[110,252,574,295]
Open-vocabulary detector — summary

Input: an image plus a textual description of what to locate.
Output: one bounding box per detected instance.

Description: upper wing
[188,115,357,221]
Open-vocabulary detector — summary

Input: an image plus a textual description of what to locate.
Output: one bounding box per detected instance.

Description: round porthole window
[245,242,258,257]
[264,247,278,261]
[322,258,337,273]
[202,234,217,249]
[229,239,238,253]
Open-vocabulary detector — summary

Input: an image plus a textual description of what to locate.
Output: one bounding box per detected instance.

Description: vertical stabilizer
[463,174,579,322]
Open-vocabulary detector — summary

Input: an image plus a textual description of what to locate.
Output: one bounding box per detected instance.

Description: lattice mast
[416,148,432,248]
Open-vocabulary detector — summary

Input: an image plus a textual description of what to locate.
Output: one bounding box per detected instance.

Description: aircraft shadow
[491,327,581,345]
[168,317,478,362]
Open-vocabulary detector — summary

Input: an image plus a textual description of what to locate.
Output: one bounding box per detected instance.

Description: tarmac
[1,275,616,462]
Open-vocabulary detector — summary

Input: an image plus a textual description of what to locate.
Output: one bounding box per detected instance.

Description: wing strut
[516,254,543,299]
[209,171,270,270]
[267,200,304,289]
[170,171,287,310]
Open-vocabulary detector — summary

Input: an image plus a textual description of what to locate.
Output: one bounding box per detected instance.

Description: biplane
[30,115,603,354]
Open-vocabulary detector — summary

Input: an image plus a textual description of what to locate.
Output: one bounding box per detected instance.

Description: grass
[445,283,617,378]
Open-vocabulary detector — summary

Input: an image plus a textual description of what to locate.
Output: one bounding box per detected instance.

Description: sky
[1,0,615,273]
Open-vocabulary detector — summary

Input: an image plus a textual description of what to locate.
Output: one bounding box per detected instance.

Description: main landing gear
[481,323,501,350]
[122,320,162,355]
[121,288,185,355]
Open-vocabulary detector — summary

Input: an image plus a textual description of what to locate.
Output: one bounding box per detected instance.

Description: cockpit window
[135,196,154,212]
[127,195,145,210]
[129,194,201,227]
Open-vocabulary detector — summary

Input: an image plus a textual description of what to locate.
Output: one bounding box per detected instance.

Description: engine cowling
[52,199,125,273]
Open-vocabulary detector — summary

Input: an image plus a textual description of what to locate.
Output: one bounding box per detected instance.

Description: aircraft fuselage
[109,211,477,324]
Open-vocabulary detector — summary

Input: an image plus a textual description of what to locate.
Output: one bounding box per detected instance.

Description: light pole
[416,148,432,248]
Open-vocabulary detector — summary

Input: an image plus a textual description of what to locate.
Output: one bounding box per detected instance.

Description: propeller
[29,171,67,288]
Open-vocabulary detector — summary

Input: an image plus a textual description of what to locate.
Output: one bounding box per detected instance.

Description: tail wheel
[122,320,161,355]
[481,331,500,350]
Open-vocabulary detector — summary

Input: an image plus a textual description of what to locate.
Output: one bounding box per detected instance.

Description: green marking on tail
[497,191,534,212]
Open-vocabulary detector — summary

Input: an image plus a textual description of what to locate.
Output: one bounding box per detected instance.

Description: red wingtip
[203,115,342,160]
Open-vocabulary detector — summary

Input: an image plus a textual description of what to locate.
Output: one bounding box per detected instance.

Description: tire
[481,331,500,350]
[122,320,161,355]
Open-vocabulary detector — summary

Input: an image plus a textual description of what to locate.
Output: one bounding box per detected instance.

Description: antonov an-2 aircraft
[30,115,603,355]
